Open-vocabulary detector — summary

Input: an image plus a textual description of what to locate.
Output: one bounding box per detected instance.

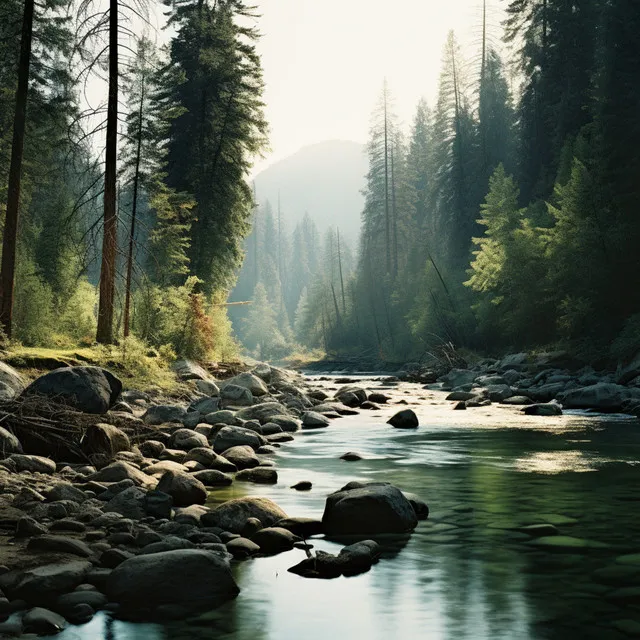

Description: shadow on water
[48,379,640,640]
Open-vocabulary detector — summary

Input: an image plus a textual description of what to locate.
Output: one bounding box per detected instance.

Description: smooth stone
[202,497,288,534]
[236,467,278,484]
[387,409,419,429]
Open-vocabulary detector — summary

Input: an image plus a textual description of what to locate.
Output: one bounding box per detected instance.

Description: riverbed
[48,375,640,640]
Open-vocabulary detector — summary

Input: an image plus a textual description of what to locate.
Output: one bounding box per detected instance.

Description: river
[48,375,640,640]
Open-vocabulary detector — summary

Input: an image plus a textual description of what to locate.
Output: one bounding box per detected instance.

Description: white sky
[83,0,506,174]
[252,0,506,174]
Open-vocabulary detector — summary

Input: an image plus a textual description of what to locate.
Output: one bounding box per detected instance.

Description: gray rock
[269,415,301,432]
[138,440,165,458]
[46,483,86,503]
[446,391,477,401]
[48,519,86,533]
[225,537,260,558]
[156,470,207,507]
[322,482,418,535]
[275,517,323,537]
[204,410,237,425]
[336,385,367,405]
[82,423,130,458]
[501,395,533,405]
[55,590,107,614]
[192,469,233,486]
[171,428,209,451]
[0,360,25,395]
[202,497,288,533]
[221,372,269,397]
[340,451,362,461]
[301,411,330,428]
[195,380,220,396]
[104,486,147,520]
[251,363,272,382]
[143,404,187,425]
[523,402,563,416]
[236,467,277,484]
[290,481,312,491]
[137,535,194,555]
[22,366,122,414]
[236,402,291,424]
[143,460,188,477]
[16,516,47,538]
[559,383,640,411]
[64,602,95,624]
[89,461,155,489]
[213,425,265,453]
[220,384,253,406]
[387,409,419,429]
[106,549,239,616]
[221,445,260,469]
[172,359,210,381]
[189,396,220,415]
[144,490,172,520]
[23,607,66,634]
[0,561,91,604]
[250,527,300,554]
[9,454,56,474]
[27,535,94,557]
[0,427,22,457]
[402,492,430,520]
[485,384,514,402]
[439,369,476,390]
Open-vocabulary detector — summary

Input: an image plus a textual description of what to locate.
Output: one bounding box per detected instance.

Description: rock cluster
[0,359,430,632]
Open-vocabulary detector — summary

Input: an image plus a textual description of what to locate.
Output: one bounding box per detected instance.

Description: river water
[49,376,640,640]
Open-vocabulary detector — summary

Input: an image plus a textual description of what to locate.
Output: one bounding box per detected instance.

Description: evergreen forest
[1,0,639,367]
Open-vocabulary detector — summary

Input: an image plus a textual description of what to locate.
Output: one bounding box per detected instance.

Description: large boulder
[9,454,56,474]
[104,486,147,520]
[0,561,92,604]
[387,409,419,429]
[559,383,640,411]
[221,445,260,470]
[322,482,418,535]
[220,372,269,397]
[236,402,291,424]
[106,549,239,617]
[82,423,130,458]
[88,461,156,489]
[0,361,25,399]
[213,425,265,453]
[335,386,368,406]
[156,470,207,507]
[301,411,330,429]
[171,429,209,451]
[171,359,210,381]
[220,384,253,406]
[143,405,187,426]
[0,426,22,457]
[439,368,476,390]
[23,366,122,414]
[202,497,287,533]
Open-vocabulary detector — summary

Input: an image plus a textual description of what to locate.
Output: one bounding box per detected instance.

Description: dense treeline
[229,201,355,359]
[318,0,640,363]
[0,0,266,358]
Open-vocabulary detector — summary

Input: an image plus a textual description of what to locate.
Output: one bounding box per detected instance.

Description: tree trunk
[383,82,391,275]
[96,0,118,344]
[0,0,35,338]
[123,76,145,338]
[391,144,398,278]
[337,228,346,314]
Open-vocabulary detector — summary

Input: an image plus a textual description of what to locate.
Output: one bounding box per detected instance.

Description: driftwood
[0,395,164,463]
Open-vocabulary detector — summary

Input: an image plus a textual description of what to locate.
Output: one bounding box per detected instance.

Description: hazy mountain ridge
[252,140,366,243]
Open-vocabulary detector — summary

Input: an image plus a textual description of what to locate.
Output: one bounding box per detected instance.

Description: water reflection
[48,380,640,640]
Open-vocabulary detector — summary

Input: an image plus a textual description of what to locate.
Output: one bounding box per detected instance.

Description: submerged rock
[288,540,381,579]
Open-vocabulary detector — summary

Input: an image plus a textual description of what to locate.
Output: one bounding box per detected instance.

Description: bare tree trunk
[253,182,258,289]
[330,281,341,328]
[0,0,35,338]
[96,0,118,344]
[123,76,145,338]
[391,143,398,278]
[383,81,391,275]
[337,228,346,314]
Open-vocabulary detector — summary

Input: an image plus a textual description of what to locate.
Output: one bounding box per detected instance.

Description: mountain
[253,140,366,244]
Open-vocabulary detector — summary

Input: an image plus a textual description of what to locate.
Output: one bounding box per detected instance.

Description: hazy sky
[252,0,506,174]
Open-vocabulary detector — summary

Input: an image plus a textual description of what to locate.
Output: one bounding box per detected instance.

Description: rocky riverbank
[0,359,428,635]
